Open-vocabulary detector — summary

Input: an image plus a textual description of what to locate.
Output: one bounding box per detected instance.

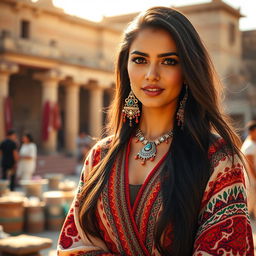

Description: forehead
[129,28,177,53]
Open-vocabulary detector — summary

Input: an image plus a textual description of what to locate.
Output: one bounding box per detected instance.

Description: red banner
[4,97,13,135]
[41,101,51,141]
[52,102,62,131]
[41,101,62,141]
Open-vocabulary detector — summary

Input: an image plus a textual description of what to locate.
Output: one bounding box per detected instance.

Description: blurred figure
[76,131,94,174]
[241,120,256,218]
[0,129,19,191]
[16,133,37,180]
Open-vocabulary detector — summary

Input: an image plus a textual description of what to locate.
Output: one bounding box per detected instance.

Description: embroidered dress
[57,137,254,255]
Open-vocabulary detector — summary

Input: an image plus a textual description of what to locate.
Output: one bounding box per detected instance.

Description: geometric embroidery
[57,137,254,256]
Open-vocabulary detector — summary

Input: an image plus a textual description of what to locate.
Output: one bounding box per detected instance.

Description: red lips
[141,85,164,96]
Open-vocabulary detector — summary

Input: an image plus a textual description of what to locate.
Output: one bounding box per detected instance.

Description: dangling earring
[122,90,140,127]
[176,84,188,130]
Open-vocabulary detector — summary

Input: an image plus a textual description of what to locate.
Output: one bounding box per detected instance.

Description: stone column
[64,79,80,155]
[34,69,62,153]
[0,61,18,141]
[89,85,104,138]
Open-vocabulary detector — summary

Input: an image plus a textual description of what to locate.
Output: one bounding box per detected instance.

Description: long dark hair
[79,7,243,255]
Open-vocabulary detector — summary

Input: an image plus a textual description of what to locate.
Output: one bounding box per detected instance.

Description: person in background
[16,133,37,180]
[241,120,256,219]
[0,129,19,191]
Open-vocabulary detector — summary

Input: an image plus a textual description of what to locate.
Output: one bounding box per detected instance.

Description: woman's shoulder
[91,135,114,152]
[207,133,233,160]
[200,135,246,211]
[86,135,114,165]
[81,135,114,178]
[207,133,244,178]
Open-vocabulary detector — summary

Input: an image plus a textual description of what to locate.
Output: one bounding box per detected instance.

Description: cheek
[166,68,183,84]
[127,63,134,82]
[128,65,144,85]
[164,70,183,98]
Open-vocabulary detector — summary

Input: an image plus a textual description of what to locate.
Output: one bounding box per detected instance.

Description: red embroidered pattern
[58,136,254,256]
[107,161,132,254]
[59,209,80,249]
[92,147,101,167]
[194,148,254,255]
[194,217,253,255]
[201,163,245,210]
[207,137,226,159]
[139,182,161,242]
[96,204,119,253]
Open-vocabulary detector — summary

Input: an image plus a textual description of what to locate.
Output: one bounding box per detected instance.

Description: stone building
[0,0,254,154]
[242,29,256,120]
[0,0,120,154]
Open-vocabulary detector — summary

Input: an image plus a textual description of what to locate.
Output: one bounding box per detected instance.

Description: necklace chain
[135,128,173,165]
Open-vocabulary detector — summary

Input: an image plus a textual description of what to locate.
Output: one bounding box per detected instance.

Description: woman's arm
[193,153,254,256]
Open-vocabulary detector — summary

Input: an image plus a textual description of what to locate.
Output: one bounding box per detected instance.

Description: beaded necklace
[135,128,173,165]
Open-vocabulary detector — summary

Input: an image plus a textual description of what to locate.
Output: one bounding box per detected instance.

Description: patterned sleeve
[193,144,254,255]
[57,139,121,256]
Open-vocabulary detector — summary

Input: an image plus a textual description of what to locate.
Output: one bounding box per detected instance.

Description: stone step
[34,154,77,176]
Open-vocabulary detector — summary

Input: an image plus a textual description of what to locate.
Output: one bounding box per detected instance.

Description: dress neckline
[124,136,168,212]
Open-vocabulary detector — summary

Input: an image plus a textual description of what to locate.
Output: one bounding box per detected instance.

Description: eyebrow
[130,50,179,57]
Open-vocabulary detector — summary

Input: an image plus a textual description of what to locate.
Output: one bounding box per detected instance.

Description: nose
[145,63,160,81]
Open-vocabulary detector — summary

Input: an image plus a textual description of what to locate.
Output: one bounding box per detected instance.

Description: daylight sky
[51,0,256,31]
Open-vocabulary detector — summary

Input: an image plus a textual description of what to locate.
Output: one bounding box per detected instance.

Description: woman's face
[127,28,183,110]
[22,135,29,143]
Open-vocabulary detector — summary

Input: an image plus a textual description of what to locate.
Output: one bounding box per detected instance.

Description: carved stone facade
[0,0,119,153]
[242,29,256,119]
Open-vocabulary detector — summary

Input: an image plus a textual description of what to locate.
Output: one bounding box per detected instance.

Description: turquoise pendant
[135,128,173,165]
[136,142,157,163]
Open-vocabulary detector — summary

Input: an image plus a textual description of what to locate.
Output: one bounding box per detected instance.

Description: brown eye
[162,58,178,65]
[131,57,147,64]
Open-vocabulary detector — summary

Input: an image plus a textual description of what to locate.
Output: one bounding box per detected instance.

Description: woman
[17,133,37,180]
[58,7,254,255]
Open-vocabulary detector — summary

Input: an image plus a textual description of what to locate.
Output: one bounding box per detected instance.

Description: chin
[141,98,177,110]
[141,101,167,109]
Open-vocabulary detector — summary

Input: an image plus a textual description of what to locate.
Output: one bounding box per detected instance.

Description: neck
[139,106,175,140]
